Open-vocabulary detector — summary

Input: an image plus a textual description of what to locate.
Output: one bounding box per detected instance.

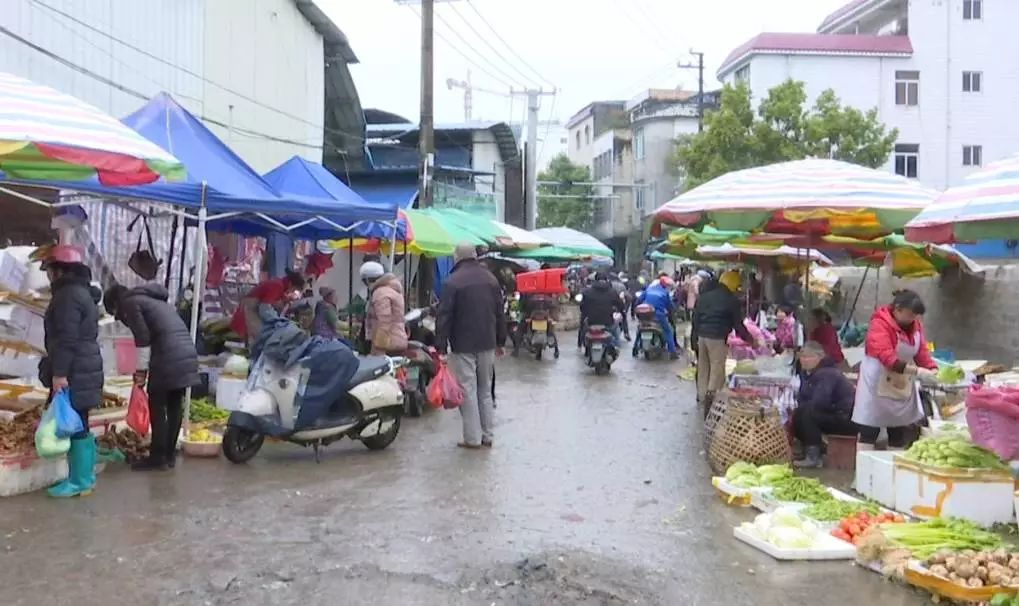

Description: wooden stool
[825,435,858,470]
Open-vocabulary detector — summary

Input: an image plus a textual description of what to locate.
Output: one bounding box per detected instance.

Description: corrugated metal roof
[293,0,357,63]
[718,33,912,78]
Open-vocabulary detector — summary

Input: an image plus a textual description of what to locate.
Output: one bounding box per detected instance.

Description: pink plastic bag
[966,385,1019,460]
[427,362,465,410]
[126,385,151,437]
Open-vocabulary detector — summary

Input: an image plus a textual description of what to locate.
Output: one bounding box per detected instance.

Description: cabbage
[725,462,758,481]
[768,527,814,549]
[757,464,793,485]
[753,513,772,536]
[770,506,804,528]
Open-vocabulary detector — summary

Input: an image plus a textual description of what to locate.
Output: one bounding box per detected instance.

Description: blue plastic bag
[35,402,70,458]
[52,389,84,439]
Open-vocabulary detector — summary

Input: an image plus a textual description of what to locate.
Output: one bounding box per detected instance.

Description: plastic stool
[825,435,858,470]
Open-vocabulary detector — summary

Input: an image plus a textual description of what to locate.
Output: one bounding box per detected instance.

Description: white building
[717,0,1019,190]
[0,0,360,173]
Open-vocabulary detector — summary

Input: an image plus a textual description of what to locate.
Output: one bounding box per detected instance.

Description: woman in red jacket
[851,290,937,449]
[809,308,844,366]
[230,269,305,345]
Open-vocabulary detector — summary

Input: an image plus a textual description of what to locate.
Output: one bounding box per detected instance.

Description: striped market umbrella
[905,153,1019,243]
[0,72,184,185]
[653,159,937,238]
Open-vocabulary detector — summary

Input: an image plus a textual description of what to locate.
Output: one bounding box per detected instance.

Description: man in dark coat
[105,283,200,471]
[40,245,103,497]
[793,341,858,468]
[691,270,756,410]
[436,243,506,449]
[580,272,624,348]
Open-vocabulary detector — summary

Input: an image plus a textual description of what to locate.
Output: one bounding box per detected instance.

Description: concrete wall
[834,264,1019,363]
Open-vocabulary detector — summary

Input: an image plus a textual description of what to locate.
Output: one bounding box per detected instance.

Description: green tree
[537,153,595,230]
[671,80,898,190]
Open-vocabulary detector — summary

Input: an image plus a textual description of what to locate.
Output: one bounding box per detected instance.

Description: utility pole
[418,0,435,207]
[513,88,557,230]
[678,50,705,132]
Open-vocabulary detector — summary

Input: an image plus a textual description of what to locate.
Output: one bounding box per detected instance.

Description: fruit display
[724,462,793,488]
[0,406,41,455]
[97,426,149,462]
[904,436,1008,470]
[924,549,1019,589]
[829,510,905,545]
[189,397,229,423]
[770,476,834,504]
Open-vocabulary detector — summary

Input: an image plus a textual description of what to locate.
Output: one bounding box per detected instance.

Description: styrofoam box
[0,250,27,294]
[0,453,67,497]
[894,458,1015,526]
[216,376,247,411]
[733,525,857,560]
[855,450,898,509]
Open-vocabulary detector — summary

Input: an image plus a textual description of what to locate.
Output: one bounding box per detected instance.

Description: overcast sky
[320,0,849,163]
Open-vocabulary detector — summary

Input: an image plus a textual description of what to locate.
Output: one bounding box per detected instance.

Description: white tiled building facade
[718,0,1019,190]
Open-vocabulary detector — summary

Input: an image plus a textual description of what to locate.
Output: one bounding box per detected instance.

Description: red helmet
[46,244,85,265]
[659,276,675,289]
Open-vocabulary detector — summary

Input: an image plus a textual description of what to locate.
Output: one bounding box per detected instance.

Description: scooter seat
[350,356,390,387]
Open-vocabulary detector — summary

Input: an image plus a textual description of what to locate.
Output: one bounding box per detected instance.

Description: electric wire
[447,2,539,89]
[464,0,555,89]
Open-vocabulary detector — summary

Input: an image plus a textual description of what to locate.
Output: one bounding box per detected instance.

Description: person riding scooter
[580,272,624,349]
[633,276,679,359]
[609,272,632,340]
[515,291,558,355]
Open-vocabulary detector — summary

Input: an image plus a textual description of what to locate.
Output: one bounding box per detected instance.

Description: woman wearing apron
[853,290,938,449]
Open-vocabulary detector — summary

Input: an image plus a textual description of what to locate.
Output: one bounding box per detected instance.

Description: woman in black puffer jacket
[40,245,103,498]
[105,283,199,471]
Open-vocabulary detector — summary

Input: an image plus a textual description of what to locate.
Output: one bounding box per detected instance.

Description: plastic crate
[515,268,566,295]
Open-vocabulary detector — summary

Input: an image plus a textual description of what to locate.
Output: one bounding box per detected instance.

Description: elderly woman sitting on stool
[793,341,858,468]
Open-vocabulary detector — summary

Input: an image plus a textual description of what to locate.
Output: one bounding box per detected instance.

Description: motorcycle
[633,302,667,360]
[584,314,620,375]
[222,314,406,463]
[401,308,438,417]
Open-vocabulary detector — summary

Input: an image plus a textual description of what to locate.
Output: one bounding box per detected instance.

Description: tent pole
[184,183,208,440]
[165,214,179,291]
[347,236,354,340]
[389,223,397,271]
[178,219,189,295]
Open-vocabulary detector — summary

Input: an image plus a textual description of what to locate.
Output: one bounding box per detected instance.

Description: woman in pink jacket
[366,273,409,354]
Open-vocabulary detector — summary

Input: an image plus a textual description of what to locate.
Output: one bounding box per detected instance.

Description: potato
[956,563,976,580]
[968,577,984,588]
[929,552,947,565]
[945,556,958,570]
[961,550,977,558]
[977,566,988,580]
[988,569,1004,585]
[1009,557,1019,572]
[929,564,950,578]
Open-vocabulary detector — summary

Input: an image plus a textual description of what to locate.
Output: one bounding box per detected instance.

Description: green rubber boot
[48,434,96,498]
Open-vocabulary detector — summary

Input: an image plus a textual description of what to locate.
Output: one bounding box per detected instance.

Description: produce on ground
[97,426,148,462]
[0,406,41,455]
[770,476,835,504]
[925,549,1019,589]
[739,507,822,549]
[829,510,905,545]
[802,499,882,523]
[187,428,221,444]
[905,436,1008,470]
[723,462,793,488]
[189,397,229,423]
[880,518,1004,560]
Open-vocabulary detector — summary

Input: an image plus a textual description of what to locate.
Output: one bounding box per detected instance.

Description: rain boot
[48,434,96,498]
[793,445,824,469]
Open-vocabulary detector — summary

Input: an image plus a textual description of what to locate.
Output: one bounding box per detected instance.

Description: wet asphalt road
[0,339,929,605]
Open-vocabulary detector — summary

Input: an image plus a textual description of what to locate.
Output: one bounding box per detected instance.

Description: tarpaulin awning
[652,158,938,238]
[905,153,1019,243]
[505,227,613,260]
[0,72,184,185]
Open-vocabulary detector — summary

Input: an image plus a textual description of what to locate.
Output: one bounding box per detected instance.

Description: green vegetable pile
[882,517,1004,560]
[905,436,1008,470]
[724,462,793,488]
[771,476,834,504]
[936,362,965,385]
[801,499,880,522]
[189,397,230,423]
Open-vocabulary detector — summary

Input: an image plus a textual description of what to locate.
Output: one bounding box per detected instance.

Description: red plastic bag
[126,385,151,436]
[427,362,465,410]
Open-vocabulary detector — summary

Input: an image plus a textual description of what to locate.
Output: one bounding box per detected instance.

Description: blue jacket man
[634,279,677,358]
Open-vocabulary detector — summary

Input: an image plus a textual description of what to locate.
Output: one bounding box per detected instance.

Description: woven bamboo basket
[707,392,791,474]
[703,389,767,450]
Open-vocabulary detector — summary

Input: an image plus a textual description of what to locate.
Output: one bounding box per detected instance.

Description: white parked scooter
[222,354,406,463]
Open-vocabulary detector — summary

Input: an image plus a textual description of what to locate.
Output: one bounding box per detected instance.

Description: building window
[895,71,919,106]
[894,143,919,178]
[963,0,982,20]
[575,131,581,149]
[635,183,645,212]
[963,145,983,167]
[584,125,591,145]
[963,71,982,92]
[734,65,750,84]
[634,127,645,160]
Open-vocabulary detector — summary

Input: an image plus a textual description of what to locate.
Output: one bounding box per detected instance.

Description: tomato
[894,514,906,523]
[832,529,852,542]
[840,519,853,532]
[849,523,862,536]
[857,512,871,522]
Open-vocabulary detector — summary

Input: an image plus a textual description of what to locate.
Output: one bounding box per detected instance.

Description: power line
[631,0,676,53]
[465,0,555,89]
[446,2,538,89]
[407,5,523,89]
[538,93,557,166]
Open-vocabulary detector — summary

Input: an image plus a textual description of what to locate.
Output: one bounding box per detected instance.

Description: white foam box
[894,457,1015,526]
[733,525,857,560]
[0,452,68,497]
[0,250,27,294]
[855,450,898,509]
[216,376,247,411]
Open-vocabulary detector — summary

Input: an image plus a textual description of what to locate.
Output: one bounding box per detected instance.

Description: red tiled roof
[718,33,913,77]
[819,0,871,31]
